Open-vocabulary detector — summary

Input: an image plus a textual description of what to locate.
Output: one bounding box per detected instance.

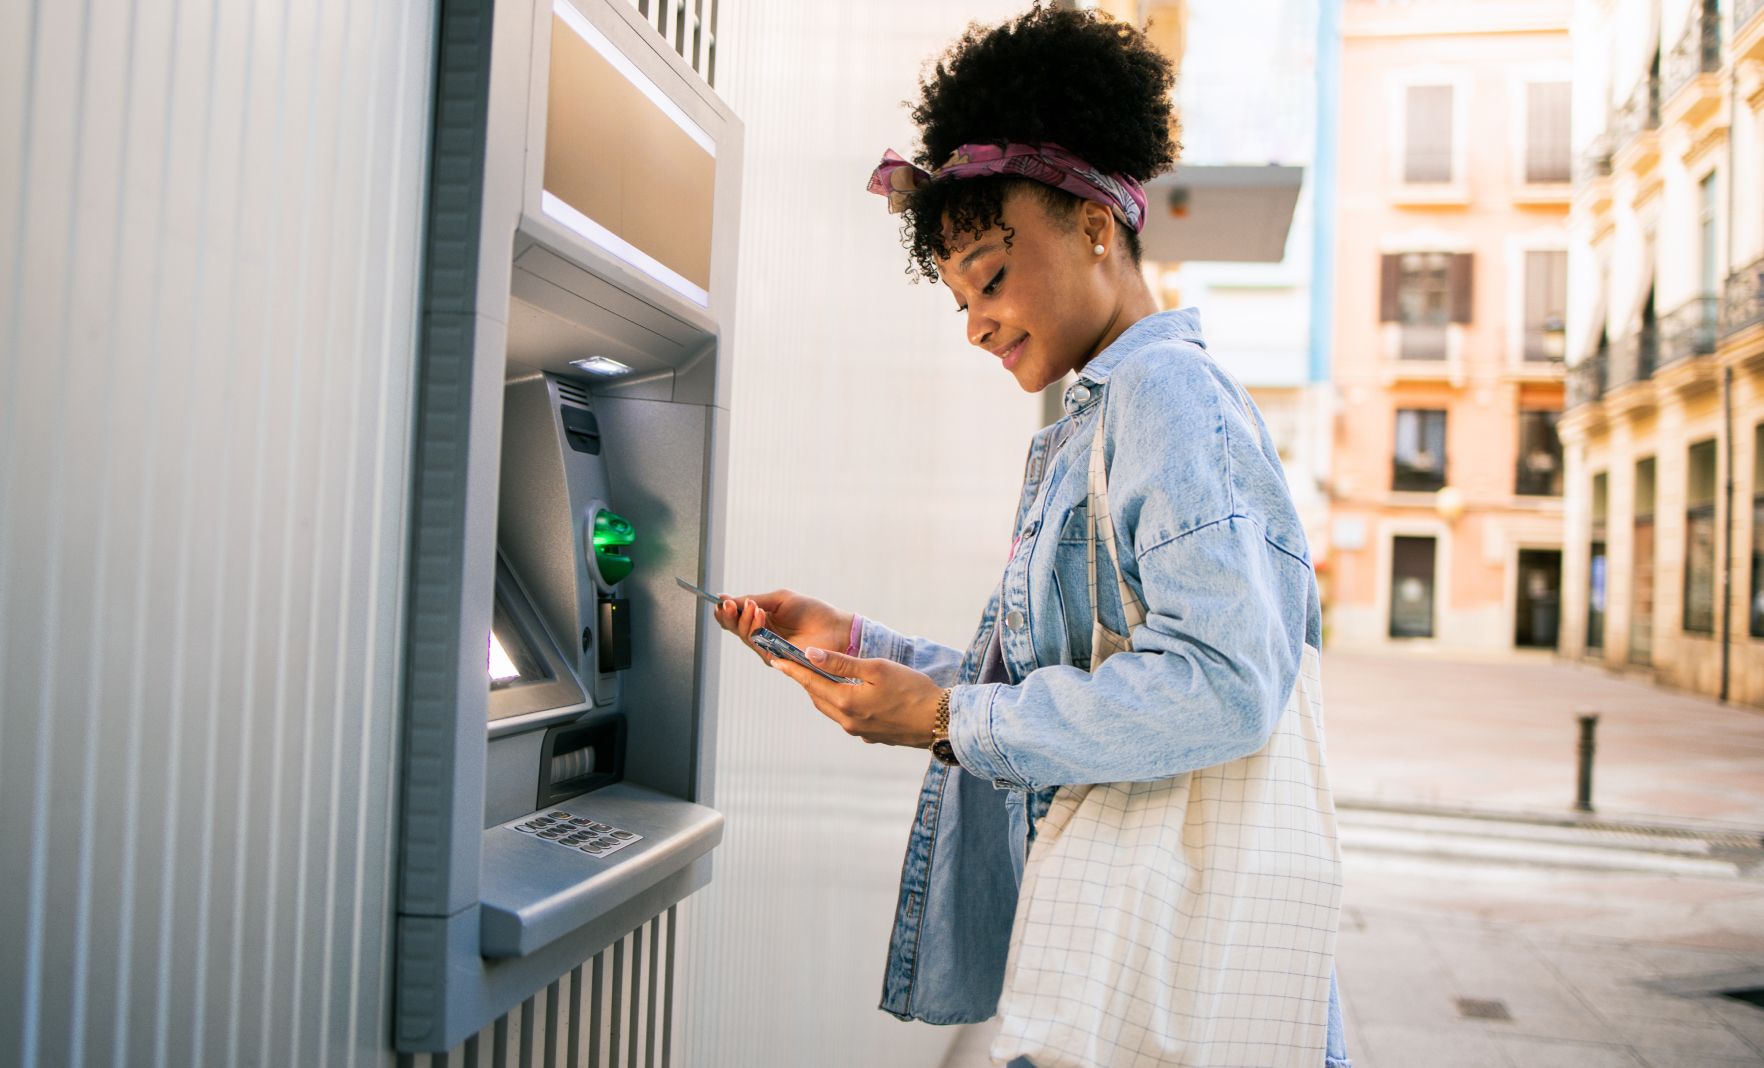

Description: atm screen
[487,555,588,723]
[489,596,551,691]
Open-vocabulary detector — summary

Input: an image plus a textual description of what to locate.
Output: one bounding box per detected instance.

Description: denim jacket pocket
[1046,502,1090,660]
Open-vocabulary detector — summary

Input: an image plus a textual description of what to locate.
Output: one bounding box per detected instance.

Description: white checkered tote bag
[991,398,1342,1068]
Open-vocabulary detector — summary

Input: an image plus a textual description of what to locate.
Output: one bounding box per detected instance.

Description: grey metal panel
[0,1,434,1066]
[478,783,723,957]
[587,394,712,802]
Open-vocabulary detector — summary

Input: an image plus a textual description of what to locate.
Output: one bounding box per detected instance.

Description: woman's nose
[967,309,997,348]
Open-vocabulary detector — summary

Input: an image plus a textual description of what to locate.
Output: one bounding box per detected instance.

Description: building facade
[1325,0,1575,652]
[1559,0,1764,705]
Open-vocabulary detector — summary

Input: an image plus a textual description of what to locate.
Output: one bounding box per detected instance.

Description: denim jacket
[859,309,1349,1067]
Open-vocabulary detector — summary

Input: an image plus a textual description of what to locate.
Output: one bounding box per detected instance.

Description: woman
[715,8,1349,1067]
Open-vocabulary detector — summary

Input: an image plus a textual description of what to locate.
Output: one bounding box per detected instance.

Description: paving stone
[1487,1035,1648,1067]
[1606,1014,1758,1059]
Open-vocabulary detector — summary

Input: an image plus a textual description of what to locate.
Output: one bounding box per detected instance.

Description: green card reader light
[591,509,635,586]
[588,506,635,675]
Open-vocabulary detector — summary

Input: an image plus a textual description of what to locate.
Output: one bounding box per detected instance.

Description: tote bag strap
[1087,397,1148,640]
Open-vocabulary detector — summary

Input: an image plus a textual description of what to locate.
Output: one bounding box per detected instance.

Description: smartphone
[751,627,862,686]
[675,576,861,686]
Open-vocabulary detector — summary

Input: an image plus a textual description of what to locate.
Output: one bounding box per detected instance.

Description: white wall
[675,2,1040,1067]
[0,2,433,1066]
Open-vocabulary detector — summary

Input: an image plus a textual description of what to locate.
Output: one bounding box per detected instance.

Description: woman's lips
[1000,336,1028,371]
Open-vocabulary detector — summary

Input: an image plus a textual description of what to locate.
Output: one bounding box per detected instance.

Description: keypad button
[609,830,635,840]
[549,811,571,819]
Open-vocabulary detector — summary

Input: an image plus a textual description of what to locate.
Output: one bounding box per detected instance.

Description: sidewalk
[1322,650,1764,829]
[1324,651,1764,1066]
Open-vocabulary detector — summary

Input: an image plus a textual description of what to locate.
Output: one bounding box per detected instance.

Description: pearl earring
[1093,244,1106,256]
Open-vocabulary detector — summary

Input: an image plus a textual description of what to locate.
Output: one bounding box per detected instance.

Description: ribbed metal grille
[397,910,678,1068]
[623,0,719,86]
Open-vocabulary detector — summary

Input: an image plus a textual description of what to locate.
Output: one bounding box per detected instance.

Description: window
[1524,81,1571,183]
[1516,410,1563,496]
[1380,252,1474,359]
[1589,471,1608,651]
[1523,250,1568,361]
[1752,426,1764,639]
[1684,439,1717,635]
[1389,536,1438,638]
[1393,409,1448,492]
[1632,457,1656,665]
[1404,84,1455,183]
[1699,171,1719,297]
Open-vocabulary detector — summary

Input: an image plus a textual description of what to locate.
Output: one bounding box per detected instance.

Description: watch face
[931,739,959,767]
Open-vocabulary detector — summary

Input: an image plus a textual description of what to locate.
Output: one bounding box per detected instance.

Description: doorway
[1389,535,1438,639]
[1515,549,1562,649]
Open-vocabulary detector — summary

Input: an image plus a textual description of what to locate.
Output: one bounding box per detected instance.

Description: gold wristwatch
[930,687,959,767]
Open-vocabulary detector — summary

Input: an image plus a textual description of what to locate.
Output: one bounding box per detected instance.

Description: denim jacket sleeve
[947,343,1315,790]
[855,616,967,687]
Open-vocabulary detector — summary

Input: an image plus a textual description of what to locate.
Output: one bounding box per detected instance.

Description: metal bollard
[1575,712,1599,813]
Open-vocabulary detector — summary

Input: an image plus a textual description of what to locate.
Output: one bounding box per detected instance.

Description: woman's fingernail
[806,647,826,663]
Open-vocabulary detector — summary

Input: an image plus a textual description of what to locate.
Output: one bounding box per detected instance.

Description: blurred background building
[1322,0,1574,653]
[1559,0,1764,705]
[1151,0,1331,550]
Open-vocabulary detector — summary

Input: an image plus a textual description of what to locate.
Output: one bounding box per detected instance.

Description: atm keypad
[509,811,643,858]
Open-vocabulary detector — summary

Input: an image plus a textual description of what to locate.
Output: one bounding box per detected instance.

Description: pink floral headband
[866,142,1148,233]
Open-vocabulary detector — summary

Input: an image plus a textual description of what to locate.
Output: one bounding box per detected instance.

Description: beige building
[1324,1,1575,652]
[1559,0,1764,704]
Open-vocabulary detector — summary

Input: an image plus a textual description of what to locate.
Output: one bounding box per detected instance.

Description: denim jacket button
[1004,608,1026,631]
[1065,382,1092,408]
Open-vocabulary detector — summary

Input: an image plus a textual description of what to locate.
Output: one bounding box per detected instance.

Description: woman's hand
[769,648,944,749]
[712,588,855,668]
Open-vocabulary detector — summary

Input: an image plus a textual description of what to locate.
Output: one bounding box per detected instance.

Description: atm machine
[394,0,740,1053]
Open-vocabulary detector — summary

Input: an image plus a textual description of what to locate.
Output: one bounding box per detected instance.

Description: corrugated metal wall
[0,1,433,1065]
[674,3,1038,1066]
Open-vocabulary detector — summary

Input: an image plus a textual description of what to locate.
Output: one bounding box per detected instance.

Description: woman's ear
[1080,200,1118,260]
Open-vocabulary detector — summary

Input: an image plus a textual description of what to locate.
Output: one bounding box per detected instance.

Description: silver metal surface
[480,784,724,958]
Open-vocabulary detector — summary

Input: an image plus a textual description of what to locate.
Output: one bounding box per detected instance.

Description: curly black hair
[898,5,1180,282]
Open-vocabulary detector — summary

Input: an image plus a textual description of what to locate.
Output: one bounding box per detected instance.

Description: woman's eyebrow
[956,241,1001,274]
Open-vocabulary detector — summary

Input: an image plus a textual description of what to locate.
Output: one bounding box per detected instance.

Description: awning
[1138,164,1305,264]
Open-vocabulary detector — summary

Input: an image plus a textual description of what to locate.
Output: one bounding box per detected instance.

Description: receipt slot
[395,0,741,1050]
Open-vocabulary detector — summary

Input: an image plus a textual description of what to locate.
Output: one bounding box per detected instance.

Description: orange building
[1325,1,1574,652]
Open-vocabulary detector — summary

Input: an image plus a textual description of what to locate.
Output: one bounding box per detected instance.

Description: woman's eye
[982,268,1005,296]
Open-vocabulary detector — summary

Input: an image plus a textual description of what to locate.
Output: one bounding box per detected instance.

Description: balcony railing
[1722,256,1764,339]
[1607,324,1659,389]
[1611,70,1661,146]
[1663,2,1721,103]
[1573,135,1614,186]
[1658,295,1719,365]
[1568,349,1608,408]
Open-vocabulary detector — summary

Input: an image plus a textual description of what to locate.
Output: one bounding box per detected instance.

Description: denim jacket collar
[1061,306,1207,417]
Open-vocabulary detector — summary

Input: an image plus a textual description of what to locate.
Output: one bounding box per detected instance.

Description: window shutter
[1525,82,1571,183]
[1380,254,1401,321]
[1404,85,1454,183]
[1448,253,1474,323]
